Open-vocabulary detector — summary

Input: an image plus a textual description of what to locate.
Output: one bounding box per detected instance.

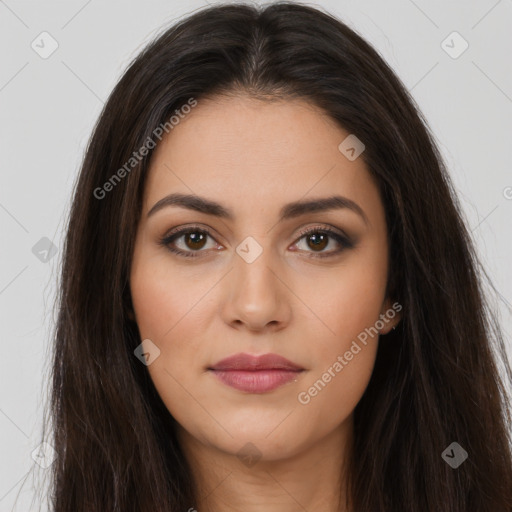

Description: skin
[129,93,401,512]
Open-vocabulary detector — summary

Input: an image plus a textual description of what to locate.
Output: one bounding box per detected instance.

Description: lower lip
[209,369,303,393]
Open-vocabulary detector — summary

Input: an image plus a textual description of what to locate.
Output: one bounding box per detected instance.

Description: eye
[159,224,355,259]
[291,226,354,259]
[159,226,220,258]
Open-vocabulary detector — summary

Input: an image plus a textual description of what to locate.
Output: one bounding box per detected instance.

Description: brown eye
[160,225,355,260]
[160,227,219,258]
[182,231,208,250]
[293,227,354,258]
[305,232,329,251]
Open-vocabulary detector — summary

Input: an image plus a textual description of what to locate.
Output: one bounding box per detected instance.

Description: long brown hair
[39,2,512,510]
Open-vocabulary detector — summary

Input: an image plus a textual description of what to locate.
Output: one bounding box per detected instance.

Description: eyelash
[159,224,355,260]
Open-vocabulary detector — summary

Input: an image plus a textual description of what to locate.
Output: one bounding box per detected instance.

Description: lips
[208,352,304,371]
[208,353,305,393]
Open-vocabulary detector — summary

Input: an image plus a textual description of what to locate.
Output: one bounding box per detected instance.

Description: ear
[378,297,402,335]
[125,290,137,322]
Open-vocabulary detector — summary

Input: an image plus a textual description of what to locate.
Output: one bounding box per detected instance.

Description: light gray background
[1,0,511,510]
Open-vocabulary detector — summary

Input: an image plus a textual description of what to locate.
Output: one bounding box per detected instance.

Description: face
[129,94,400,462]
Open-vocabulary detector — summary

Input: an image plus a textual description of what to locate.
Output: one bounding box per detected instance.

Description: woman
[43,2,512,510]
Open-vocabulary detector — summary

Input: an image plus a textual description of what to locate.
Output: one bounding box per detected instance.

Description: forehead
[143,94,383,225]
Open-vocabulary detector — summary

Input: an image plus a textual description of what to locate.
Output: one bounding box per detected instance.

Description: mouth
[207,352,305,393]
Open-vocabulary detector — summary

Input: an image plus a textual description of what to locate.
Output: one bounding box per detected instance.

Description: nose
[220,244,292,333]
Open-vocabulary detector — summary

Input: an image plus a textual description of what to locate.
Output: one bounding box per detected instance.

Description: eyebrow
[147,193,369,226]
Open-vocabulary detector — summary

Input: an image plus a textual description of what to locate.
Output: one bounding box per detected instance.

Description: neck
[176,416,354,512]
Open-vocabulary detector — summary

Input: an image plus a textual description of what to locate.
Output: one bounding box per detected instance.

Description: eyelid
[294,223,350,242]
[290,224,355,258]
[159,224,220,258]
[159,223,354,258]
[161,223,349,243]
[163,223,217,240]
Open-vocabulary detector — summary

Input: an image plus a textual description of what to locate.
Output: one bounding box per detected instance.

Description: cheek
[296,243,388,354]
[129,248,221,382]
[294,287,383,435]
[130,259,219,428]
[292,245,386,420]
[295,345,377,443]
[130,248,218,342]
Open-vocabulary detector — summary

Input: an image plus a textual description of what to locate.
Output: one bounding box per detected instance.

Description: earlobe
[384,319,400,334]
[378,297,403,334]
[379,318,401,335]
[125,292,137,322]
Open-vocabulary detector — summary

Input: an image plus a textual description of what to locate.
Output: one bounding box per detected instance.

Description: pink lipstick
[208,353,304,393]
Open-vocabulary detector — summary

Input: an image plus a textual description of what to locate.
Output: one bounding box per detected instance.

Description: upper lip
[208,353,304,371]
